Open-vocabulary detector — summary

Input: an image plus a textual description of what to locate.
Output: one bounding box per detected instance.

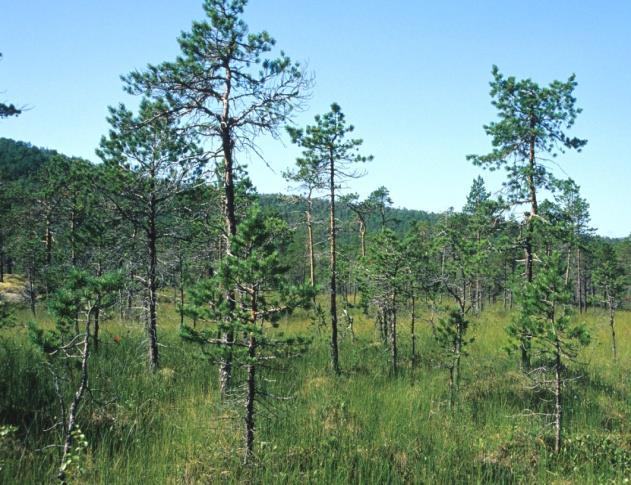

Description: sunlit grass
[1,296,629,483]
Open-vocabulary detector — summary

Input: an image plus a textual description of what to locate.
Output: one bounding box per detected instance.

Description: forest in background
[1,0,630,483]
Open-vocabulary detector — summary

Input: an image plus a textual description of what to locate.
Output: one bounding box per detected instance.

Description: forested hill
[0,137,440,235]
[259,193,440,236]
[0,137,59,180]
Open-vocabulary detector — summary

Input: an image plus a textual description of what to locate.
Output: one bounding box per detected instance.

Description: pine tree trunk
[93,262,102,352]
[147,197,159,371]
[389,299,398,376]
[609,296,617,360]
[328,150,340,375]
[523,130,538,370]
[219,64,237,394]
[306,194,316,289]
[93,307,100,352]
[576,247,582,313]
[58,311,92,482]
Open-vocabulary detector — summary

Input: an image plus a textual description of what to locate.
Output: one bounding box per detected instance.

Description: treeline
[0,137,627,320]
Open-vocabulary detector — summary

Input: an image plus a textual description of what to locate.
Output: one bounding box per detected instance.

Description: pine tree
[124,0,311,392]
[468,66,587,369]
[467,66,586,283]
[554,179,593,312]
[462,176,505,313]
[287,103,372,374]
[283,157,325,289]
[592,242,625,359]
[28,270,121,481]
[182,206,312,462]
[509,252,589,453]
[435,308,473,409]
[361,229,408,375]
[97,98,201,370]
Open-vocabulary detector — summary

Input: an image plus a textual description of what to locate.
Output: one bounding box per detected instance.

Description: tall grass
[1,300,629,483]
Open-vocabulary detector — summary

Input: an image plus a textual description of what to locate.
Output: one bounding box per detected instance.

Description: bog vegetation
[0,1,629,483]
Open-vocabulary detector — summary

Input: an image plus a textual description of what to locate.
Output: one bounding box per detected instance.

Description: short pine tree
[182,206,312,463]
[508,252,590,453]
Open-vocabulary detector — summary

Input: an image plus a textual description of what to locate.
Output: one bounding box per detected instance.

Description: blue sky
[1,0,629,237]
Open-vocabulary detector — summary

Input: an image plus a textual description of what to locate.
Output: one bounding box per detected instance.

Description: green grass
[1,299,629,484]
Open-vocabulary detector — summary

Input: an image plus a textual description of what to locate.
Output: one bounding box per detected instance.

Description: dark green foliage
[467,65,586,175]
[508,252,590,452]
[468,66,588,300]
[31,270,122,349]
[0,138,58,180]
[592,242,625,304]
[183,205,312,460]
[287,103,373,174]
[123,0,310,152]
[508,252,590,362]
[184,206,313,342]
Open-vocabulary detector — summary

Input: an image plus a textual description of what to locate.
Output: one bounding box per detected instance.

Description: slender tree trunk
[608,296,617,360]
[455,288,465,394]
[525,128,538,283]
[576,247,582,313]
[523,130,539,369]
[58,310,92,482]
[93,262,102,352]
[454,329,462,392]
[389,296,398,376]
[147,199,159,371]
[582,274,588,313]
[475,231,481,313]
[244,330,256,463]
[93,307,100,352]
[306,194,316,289]
[219,63,237,394]
[328,150,340,374]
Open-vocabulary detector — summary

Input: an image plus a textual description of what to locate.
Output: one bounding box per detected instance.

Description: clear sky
[1,0,629,237]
